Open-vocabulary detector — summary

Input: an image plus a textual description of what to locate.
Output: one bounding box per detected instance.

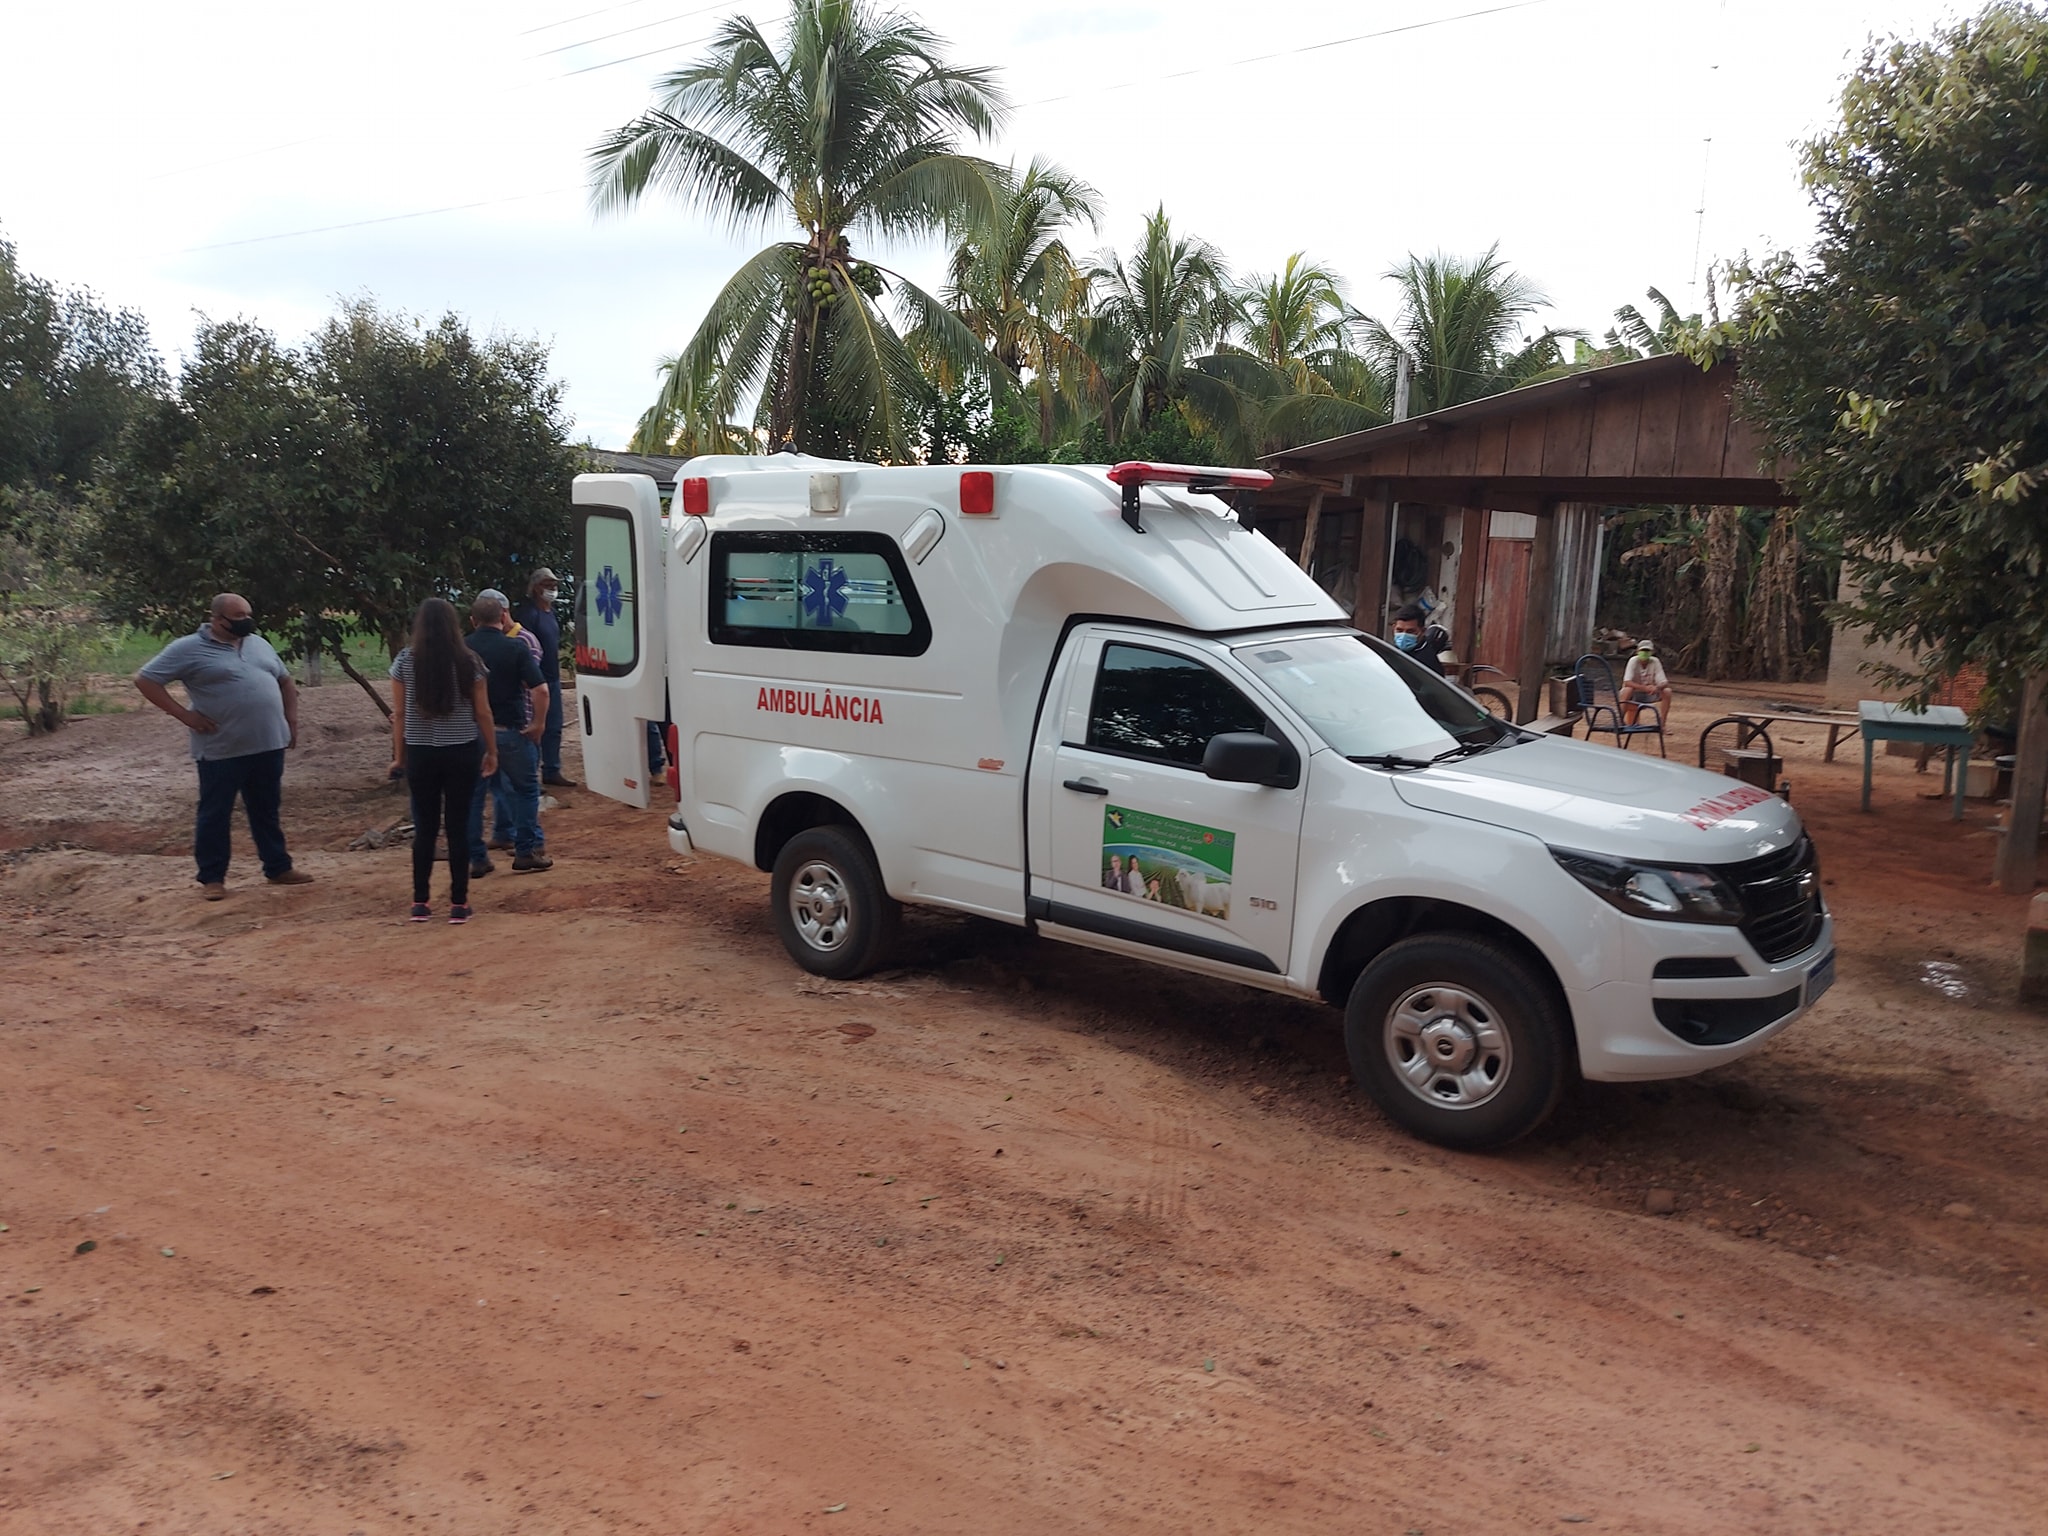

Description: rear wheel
[1344,934,1568,1149]
[770,825,900,979]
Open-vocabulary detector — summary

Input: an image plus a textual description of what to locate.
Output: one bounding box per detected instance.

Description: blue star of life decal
[594,565,625,626]
[801,558,850,627]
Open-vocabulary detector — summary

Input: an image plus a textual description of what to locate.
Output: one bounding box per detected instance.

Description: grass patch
[66,691,133,717]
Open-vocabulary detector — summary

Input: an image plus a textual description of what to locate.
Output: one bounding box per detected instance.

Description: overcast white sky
[0,0,1969,446]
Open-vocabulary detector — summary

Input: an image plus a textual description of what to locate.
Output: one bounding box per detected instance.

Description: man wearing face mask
[135,593,314,900]
[1389,603,1449,676]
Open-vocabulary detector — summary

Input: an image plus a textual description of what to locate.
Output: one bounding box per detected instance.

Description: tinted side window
[1085,644,1266,767]
[576,508,638,677]
[708,531,930,656]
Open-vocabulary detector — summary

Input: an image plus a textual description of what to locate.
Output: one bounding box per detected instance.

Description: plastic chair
[1574,653,1666,756]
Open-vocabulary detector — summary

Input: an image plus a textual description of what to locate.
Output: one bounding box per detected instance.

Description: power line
[519,0,661,36]
[528,1,733,59]
[179,187,580,253]
[174,0,1556,253]
[556,30,721,77]
[1018,0,1549,107]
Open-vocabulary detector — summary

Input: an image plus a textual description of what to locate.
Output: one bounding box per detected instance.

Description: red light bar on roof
[1104,461,1275,532]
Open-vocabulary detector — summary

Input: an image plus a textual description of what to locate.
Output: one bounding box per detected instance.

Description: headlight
[1549,848,1743,924]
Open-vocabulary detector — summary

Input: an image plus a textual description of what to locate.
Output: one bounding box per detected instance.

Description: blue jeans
[540,679,565,778]
[194,748,291,885]
[471,729,541,861]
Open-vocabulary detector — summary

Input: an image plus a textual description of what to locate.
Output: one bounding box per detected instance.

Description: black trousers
[407,740,483,905]
[194,748,290,884]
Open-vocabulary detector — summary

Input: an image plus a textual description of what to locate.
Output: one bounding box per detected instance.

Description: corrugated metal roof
[585,449,687,490]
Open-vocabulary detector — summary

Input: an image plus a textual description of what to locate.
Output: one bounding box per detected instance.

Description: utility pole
[1393,350,1413,424]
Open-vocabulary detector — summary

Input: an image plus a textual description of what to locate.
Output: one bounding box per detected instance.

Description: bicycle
[1455,661,1515,720]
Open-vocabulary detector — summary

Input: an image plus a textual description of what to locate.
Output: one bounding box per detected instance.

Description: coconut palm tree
[943,157,1101,444]
[1184,254,1387,459]
[1358,246,1575,415]
[1084,207,1232,438]
[628,353,758,457]
[588,0,1010,460]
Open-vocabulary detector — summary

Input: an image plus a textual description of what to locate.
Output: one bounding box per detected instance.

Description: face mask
[226,617,257,637]
[539,588,558,604]
[1394,631,1422,652]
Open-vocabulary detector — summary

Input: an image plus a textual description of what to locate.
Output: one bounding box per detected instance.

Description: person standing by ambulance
[389,598,497,924]
[465,593,552,877]
[514,568,574,788]
[134,593,315,901]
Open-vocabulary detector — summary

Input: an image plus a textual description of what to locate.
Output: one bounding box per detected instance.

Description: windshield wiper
[1348,752,1436,771]
[1351,735,1513,772]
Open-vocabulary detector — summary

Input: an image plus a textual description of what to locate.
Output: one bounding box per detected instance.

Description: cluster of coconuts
[805,265,838,308]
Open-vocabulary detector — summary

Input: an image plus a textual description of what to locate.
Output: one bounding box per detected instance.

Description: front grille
[1715,836,1824,964]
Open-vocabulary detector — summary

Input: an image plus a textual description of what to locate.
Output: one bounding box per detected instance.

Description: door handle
[1062,778,1109,796]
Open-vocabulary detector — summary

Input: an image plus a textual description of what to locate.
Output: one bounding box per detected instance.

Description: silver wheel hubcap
[789,860,851,952]
[1385,984,1512,1110]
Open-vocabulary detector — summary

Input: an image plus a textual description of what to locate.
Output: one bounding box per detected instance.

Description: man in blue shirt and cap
[134,593,315,900]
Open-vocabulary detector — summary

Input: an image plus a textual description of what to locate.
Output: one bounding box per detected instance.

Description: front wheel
[770,825,900,979]
[1344,934,1569,1149]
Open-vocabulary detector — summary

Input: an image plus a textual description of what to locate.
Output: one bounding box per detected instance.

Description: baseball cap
[1636,638,1656,653]
[529,567,559,592]
[478,587,510,607]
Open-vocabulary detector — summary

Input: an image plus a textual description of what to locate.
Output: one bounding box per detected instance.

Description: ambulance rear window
[707,531,931,656]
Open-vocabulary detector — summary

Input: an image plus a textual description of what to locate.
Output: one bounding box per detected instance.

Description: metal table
[1858,701,1974,820]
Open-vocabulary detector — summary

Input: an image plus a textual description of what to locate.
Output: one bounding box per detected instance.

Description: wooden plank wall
[1354,365,1772,485]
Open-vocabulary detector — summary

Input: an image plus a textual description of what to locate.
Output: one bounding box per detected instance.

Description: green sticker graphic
[1101,805,1234,920]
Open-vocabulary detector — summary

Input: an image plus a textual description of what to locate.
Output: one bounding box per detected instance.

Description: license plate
[1806,951,1836,1007]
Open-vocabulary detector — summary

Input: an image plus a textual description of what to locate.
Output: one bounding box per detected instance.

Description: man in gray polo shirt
[135,593,315,900]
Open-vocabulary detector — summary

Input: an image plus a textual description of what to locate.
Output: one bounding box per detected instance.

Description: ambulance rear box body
[574,457,1833,1147]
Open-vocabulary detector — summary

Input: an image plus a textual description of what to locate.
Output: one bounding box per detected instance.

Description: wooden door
[1475,536,1531,670]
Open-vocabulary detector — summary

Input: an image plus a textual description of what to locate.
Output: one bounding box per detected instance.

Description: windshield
[1234,632,1508,762]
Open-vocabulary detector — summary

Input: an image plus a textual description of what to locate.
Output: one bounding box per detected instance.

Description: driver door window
[1083,643,1267,766]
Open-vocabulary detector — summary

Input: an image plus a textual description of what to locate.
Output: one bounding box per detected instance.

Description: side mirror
[1202,731,1296,788]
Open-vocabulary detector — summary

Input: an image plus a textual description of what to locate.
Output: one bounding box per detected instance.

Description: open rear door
[573,474,667,808]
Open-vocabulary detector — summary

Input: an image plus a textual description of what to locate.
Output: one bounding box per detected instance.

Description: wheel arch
[753,790,865,872]
[1316,896,1571,1025]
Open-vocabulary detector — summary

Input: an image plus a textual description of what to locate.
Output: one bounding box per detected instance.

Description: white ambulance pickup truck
[572,455,1833,1148]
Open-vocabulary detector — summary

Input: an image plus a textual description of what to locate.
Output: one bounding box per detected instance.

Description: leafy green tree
[1728,2,2048,885]
[1731,4,2048,698]
[93,302,576,714]
[1358,246,1574,415]
[0,228,162,537]
[1084,207,1232,439]
[589,0,1010,460]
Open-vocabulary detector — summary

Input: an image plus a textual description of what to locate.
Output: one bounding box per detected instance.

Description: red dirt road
[2,683,2044,1534]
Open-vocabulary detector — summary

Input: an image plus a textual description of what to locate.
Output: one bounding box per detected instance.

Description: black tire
[1343,934,1568,1150]
[1472,685,1514,720]
[770,825,900,980]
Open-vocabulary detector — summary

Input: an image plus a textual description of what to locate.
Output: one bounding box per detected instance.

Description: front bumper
[1568,912,1835,1081]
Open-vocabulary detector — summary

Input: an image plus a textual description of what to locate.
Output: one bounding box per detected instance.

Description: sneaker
[511,852,554,874]
[448,904,473,925]
[266,869,315,886]
[542,773,578,789]
[201,882,227,902]
[470,857,494,878]
[409,902,432,922]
